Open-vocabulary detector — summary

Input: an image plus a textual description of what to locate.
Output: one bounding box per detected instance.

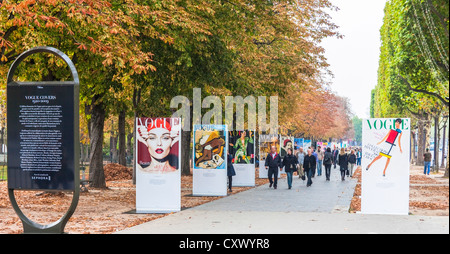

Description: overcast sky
[321,0,388,119]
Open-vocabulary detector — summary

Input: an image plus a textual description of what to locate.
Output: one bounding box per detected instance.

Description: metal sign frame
[6,46,80,233]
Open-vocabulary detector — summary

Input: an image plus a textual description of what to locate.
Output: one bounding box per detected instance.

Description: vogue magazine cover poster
[280,136,294,159]
[135,117,181,213]
[193,124,228,196]
[280,135,294,174]
[362,118,410,215]
[229,130,256,186]
[303,139,312,151]
[136,117,181,173]
[193,125,227,170]
[258,133,280,178]
[228,130,255,164]
[294,138,304,151]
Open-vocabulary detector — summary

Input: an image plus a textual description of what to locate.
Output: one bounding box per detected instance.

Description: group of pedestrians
[264,145,301,189]
[229,144,432,192]
[335,148,357,181]
[264,145,362,189]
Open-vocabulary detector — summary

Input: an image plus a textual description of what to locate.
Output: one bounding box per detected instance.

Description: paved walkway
[117,166,449,234]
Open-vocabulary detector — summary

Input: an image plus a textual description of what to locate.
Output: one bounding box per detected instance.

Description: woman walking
[297,147,306,179]
[316,146,324,176]
[338,148,348,181]
[303,149,317,187]
[323,147,333,181]
[227,151,236,192]
[348,149,357,177]
[282,148,298,189]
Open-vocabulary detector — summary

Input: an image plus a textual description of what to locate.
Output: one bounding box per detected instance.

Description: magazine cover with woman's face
[136,117,181,173]
[280,135,294,158]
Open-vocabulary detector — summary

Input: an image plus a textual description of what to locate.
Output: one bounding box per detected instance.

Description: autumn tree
[1,0,158,188]
[2,0,346,183]
[279,80,353,141]
[125,0,344,176]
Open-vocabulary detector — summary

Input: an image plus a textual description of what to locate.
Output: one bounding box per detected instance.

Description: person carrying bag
[323,147,333,181]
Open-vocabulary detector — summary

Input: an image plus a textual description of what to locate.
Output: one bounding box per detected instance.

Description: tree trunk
[131,88,141,185]
[132,110,137,184]
[1,127,5,153]
[445,149,449,178]
[441,123,447,168]
[181,129,192,176]
[410,130,414,164]
[417,122,424,166]
[413,130,417,163]
[85,144,90,163]
[127,132,133,165]
[80,143,89,163]
[80,142,85,164]
[89,95,107,188]
[110,134,118,163]
[118,109,126,166]
[180,104,194,176]
[433,115,440,172]
[416,118,432,166]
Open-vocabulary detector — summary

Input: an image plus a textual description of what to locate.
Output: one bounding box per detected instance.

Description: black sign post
[7,46,80,233]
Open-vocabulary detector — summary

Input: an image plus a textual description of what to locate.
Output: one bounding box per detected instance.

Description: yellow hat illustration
[205,131,220,143]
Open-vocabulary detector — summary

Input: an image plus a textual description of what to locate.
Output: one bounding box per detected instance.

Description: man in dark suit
[303,149,317,187]
[265,145,282,189]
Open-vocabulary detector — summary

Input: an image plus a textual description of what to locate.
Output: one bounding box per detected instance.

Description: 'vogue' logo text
[366,118,409,130]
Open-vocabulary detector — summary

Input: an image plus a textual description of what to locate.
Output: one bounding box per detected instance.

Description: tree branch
[398,74,449,107]
[252,38,277,48]
[405,107,427,120]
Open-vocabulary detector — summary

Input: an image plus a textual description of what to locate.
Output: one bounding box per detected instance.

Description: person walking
[265,145,282,189]
[303,149,317,187]
[332,147,339,169]
[282,148,298,189]
[297,147,306,180]
[316,146,324,176]
[323,147,333,181]
[312,149,318,177]
[348,149,357,177]
[227,151,236,192]
[338,148,348,181]
[356,148,362,166]
[423,148,432,175]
